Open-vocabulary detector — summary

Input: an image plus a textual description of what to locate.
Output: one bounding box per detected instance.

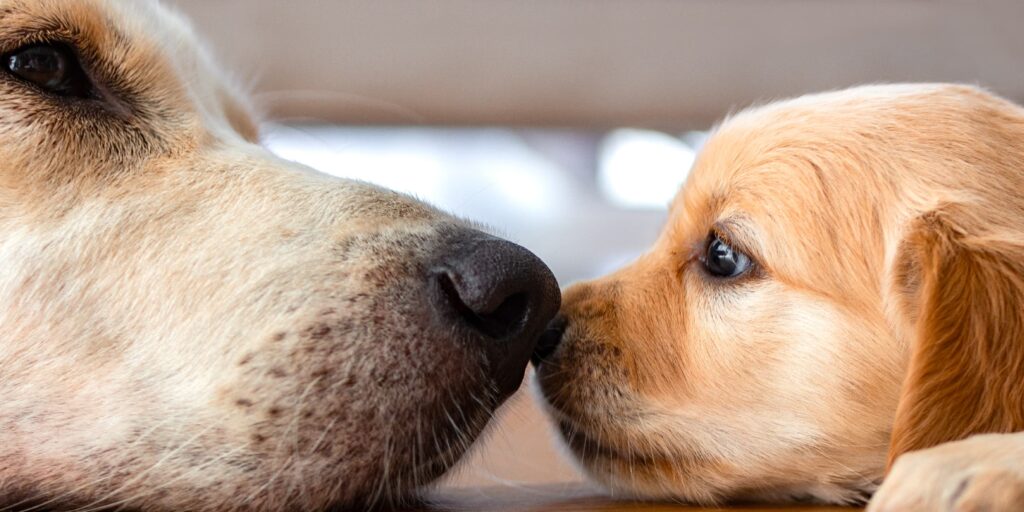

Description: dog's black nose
[531,314,567,366]
[432,236,560,395]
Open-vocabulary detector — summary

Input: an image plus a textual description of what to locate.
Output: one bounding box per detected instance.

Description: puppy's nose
[432,236,560,395]
[532,314,567,365]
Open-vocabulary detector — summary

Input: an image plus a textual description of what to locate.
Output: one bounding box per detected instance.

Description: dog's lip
[558,420,661,465]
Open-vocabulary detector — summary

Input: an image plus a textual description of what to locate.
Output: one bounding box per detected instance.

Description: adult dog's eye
[703,233,751,278]
[4,44,93,98]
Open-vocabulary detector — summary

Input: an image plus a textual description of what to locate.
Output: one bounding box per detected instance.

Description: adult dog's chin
[355,384,508,511]
[0,377,510,512]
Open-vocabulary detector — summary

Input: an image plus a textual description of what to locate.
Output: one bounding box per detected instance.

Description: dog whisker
[64,422,215,512]
[253,89,427,125]
[72,444,249,512]
[1,416,179,512]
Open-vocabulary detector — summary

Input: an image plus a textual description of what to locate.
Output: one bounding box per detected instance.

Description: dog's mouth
[560,420,628,460]
[557,419,664,467]
[534,367,662,467]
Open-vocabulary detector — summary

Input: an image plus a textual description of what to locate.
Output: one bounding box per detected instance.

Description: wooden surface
[413,484,861,512]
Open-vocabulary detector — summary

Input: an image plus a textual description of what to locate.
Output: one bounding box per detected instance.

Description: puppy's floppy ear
[887,203,1024,469]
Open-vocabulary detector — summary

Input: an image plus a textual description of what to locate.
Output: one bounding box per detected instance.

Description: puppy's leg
[868,432,1024,512]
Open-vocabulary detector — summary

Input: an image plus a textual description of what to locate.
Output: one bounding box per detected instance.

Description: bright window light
[261,125,573,228]
[597,129,697,210]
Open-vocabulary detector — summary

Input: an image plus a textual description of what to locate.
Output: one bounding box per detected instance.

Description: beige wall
[171,0,1024,129]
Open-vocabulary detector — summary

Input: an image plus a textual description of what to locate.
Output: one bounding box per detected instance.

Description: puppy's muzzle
[431,233,561,395]
[532,314,568,366]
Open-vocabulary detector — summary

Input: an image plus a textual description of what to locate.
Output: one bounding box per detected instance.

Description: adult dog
[0,1,559,510]
[534,84,1024,511]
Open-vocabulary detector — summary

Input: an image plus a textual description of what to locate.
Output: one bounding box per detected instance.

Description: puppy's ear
[887,203,1024,469]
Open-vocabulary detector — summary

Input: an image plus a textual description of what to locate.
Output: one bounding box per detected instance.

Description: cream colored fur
[0,1,507,510]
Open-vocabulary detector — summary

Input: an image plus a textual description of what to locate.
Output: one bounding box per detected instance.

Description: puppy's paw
[867,433,1024,512]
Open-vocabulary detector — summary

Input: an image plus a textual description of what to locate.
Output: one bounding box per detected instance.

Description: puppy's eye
[703,233,751,278]
[4,43,93,98]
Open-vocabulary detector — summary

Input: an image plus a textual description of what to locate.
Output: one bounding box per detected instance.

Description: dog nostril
[532,314,567,365]
[430,234,560,397]
[436,270,530,340]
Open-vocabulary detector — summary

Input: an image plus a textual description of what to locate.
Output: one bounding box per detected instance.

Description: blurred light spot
[263,128,445,203]
[262,125,571,225]
[598,129,696,210]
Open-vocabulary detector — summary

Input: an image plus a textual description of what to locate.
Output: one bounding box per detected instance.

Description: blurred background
[169,0,1024,491]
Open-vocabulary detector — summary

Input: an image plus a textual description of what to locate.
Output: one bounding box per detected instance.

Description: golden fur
[0,1,547,510]
[535,83,1024,510]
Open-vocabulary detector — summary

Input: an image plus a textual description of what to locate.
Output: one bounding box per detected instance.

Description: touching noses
[430,233,561,395]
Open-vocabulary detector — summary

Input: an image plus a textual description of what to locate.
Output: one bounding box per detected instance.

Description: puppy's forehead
[674,83,1017,236]
[677,84,960,214]
[666,86,963,297]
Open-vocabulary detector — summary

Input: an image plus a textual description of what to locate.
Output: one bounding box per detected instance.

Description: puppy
[533,83,1024,510]
[0,1,559,510]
